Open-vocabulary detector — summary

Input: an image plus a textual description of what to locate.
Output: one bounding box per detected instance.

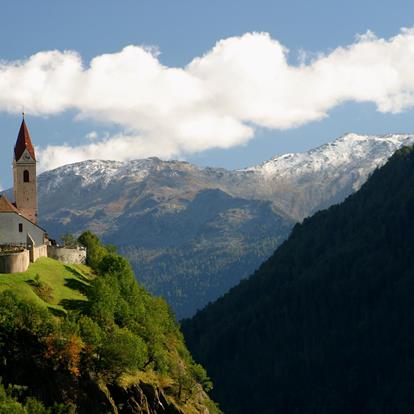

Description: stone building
[0,117,49,272]
[0,117,47,249]
[0,117,86,273]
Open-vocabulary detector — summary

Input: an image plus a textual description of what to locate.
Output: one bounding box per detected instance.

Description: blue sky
[1,0,414,188]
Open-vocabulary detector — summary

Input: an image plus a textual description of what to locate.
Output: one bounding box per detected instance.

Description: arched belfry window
[23,170,30,183]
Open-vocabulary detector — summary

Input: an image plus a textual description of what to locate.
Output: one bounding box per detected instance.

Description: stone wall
[47,246,86,265]
[0,249,30,273]
[31,244,48,262]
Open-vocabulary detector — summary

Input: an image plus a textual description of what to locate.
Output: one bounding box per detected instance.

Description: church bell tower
[13,116,38,224]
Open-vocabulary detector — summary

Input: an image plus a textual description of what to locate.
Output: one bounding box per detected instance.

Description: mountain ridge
[182,143,414,414]
[40,132,414,220]
[36,132,414,317]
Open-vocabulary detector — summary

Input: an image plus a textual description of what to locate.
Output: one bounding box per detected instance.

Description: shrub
[100,327,148,380]
[77,231,106,270]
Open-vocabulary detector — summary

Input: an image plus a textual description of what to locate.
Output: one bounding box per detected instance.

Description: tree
[100,328,148,381]
[60,233,78,248]
[88,277,119,326]
[77,231,106,270]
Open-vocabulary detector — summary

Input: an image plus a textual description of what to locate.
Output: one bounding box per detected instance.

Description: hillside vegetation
[0,258,92,314]
[0,234,219,414]
[183,145,414,414]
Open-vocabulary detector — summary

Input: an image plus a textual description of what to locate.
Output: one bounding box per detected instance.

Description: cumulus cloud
[85,130,98,140]
[1,28,414,170]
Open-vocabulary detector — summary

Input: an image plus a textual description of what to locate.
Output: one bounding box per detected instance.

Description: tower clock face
[23,154,31,161]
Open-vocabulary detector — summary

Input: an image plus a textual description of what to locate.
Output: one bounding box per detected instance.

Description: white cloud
[85,130,98,140]
[1,29,414,170]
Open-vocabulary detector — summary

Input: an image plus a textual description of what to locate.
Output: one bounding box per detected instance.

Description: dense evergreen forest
[120,227,286,319]
[182,145,414,414]
[0,232,219,413]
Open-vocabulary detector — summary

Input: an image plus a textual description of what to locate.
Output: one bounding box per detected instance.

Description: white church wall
[0,213,45,246]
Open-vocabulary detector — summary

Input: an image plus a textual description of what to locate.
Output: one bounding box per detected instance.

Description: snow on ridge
[41,160,124,189]
[243,133,414,178]
[40,133,414,189]
[39,157,203,190]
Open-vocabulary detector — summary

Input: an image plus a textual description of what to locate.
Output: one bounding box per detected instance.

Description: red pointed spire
[14,116,36,161]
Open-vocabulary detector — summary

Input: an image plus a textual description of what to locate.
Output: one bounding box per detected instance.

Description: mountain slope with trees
[182,145,414,414]
[0,233,219,414]
[38,162,294,319]
[37,133,414,318]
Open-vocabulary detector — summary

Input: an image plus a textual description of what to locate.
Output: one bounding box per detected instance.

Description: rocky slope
[37,133,414,318]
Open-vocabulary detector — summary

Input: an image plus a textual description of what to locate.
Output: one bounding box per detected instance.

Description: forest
[0,232,218,413]
[183,145,414,414]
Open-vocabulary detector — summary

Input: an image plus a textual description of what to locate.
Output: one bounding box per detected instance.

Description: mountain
[182,144,414,414]
[37,133,414,318]
[240,132,414,219]
[37,159,293,319]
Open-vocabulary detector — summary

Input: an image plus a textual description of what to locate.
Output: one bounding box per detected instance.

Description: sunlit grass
[0,257,94,313]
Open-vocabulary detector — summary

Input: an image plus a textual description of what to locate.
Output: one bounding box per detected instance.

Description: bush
[60,233,79,248]
[100,327,148,380]
[0,382,50,414]
[29,275,54,303]
[77,231,106,270]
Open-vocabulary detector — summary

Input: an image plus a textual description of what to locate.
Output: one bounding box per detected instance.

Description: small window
[18,223,23,233]
[23,170,30,183]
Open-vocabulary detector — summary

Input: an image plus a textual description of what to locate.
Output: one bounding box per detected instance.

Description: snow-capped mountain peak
[244,133,414,180]
[38,132,414,221]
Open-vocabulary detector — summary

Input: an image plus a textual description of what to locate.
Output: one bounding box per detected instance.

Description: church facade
[0,118,47,249]
[0,118,86,273]
[0,118,49,272]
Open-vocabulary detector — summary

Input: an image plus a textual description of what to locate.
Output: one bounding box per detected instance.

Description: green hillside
[0,235,219,414]
[0,257,92,314]
[182,145,414,414]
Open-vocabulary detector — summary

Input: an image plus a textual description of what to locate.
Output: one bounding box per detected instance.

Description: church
[0,117,48,249]
[0,118,86,273]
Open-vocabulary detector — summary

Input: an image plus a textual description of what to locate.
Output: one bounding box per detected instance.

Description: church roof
[14,118,36,161]
[0,195,20,214]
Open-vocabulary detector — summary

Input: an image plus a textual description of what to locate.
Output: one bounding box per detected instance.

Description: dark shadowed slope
[182,145,414,414]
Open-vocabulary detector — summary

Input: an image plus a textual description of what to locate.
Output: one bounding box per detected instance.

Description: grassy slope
[0,256,221,413]
[0,257,94,313]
